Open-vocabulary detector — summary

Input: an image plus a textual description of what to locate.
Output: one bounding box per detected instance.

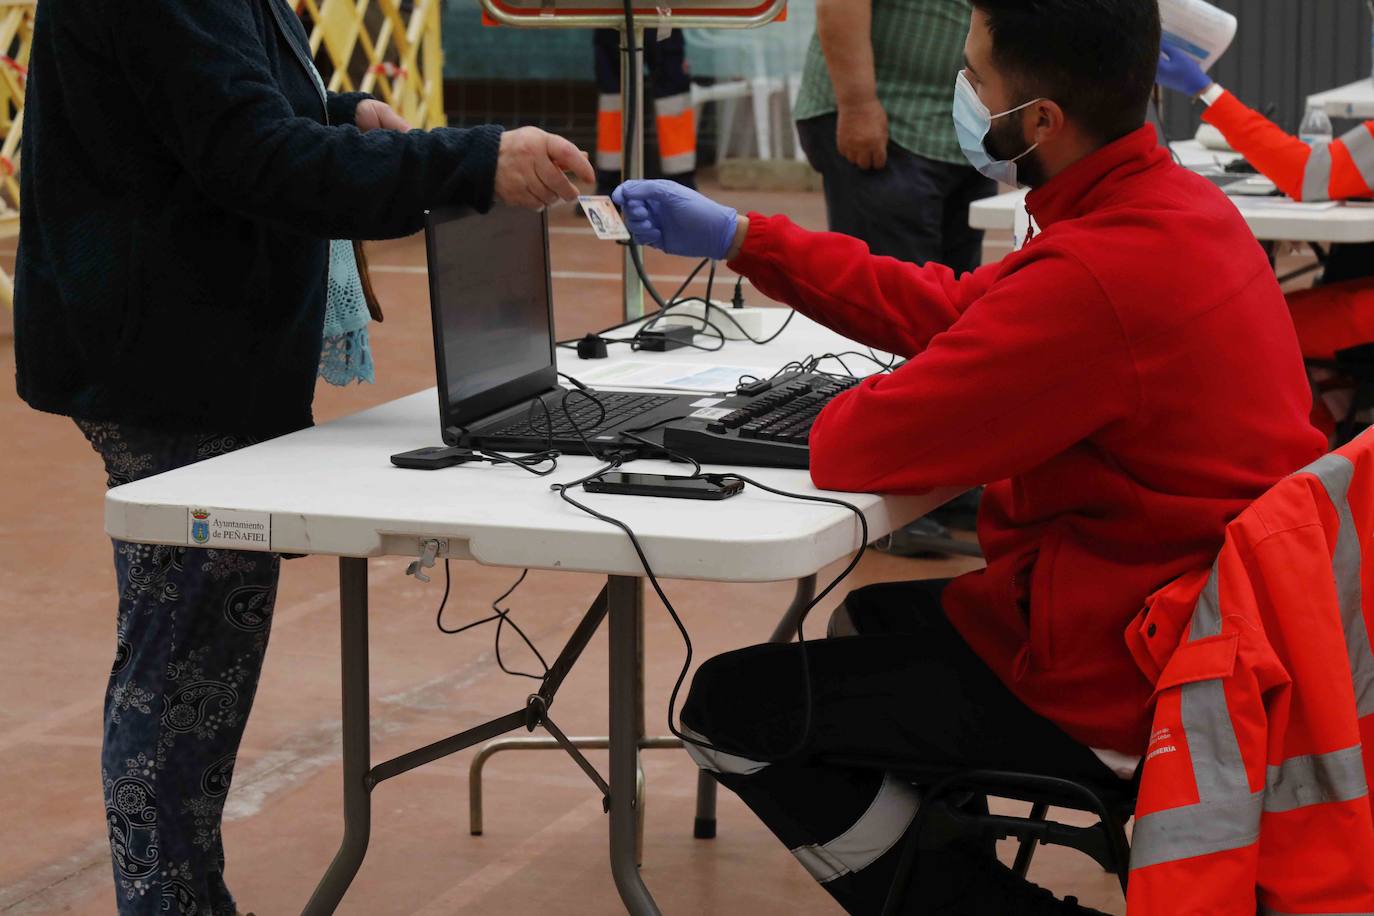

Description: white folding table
[968,140,1374,245]
[105,311,958,915]
[1308,77,1374,121]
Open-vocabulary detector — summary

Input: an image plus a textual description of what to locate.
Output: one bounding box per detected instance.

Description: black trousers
[1323,241,1374,286]
[795,114,996,274]
[681,579,1116,915]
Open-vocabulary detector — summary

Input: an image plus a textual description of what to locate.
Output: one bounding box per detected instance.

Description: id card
[578,195,631,241]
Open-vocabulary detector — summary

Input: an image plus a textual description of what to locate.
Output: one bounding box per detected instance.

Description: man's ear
[1030,99,1066,146]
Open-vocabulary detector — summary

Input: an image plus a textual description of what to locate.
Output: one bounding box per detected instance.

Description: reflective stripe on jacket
[1125,429,1374,914]
[1202,89,1374,202]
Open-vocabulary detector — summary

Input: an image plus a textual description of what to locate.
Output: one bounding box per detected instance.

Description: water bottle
[1300,105,1334,146]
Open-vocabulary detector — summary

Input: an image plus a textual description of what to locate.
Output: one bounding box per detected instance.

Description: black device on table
[659,371,859,468]
[584,472,744,499]
[424,205,705,455]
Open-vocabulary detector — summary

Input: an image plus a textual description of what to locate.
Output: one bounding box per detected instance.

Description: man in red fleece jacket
[615,1,1324,913]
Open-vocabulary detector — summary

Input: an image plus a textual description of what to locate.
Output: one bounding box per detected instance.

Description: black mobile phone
[583,472,744,500]
[390,445,483,470]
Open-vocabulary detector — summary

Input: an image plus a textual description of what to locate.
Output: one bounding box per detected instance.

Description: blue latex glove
[611,179,739,261]
[1157,38,1213,96]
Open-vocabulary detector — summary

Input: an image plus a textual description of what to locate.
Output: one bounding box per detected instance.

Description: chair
[684,0,814,164]
[822,756,1136,916]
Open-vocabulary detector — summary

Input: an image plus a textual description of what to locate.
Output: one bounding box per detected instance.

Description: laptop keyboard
[491,391,678,440]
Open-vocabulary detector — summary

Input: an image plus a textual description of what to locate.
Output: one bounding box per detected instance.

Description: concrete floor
[0,183,1128,914]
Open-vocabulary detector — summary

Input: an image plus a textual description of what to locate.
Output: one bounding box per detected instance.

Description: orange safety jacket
[1202,89,1374,439]
[1125,429,1374,914]
[1202,90,1374,202]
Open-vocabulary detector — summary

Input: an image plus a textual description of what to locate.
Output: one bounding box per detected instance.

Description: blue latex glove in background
[1156,38,1214,96]
[611,179,739,261]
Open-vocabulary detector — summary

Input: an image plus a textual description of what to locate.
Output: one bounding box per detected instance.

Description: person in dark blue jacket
[12,2,593,913]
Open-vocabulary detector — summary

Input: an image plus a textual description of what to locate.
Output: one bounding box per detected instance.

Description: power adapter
[657,300,776,341]
[636,325,697,351]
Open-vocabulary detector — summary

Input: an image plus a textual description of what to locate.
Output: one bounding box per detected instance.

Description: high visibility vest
[593,29,696,177]
[1202,89,1374,202]
[1125,429,1374,914]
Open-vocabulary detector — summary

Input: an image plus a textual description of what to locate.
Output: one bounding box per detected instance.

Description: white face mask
[952,70,1043,187]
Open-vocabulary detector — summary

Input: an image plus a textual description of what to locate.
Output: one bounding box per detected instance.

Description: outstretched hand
[494,127,595,210]
[611,179,739,261]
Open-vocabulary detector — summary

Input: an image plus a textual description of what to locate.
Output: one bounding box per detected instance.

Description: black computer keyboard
[492,391,677,439]
[662,372,858,468]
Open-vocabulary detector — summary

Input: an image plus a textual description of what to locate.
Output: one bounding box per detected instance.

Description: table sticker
[188,507,272,551]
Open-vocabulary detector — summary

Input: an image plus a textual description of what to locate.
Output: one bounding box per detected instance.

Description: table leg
[608,575,661,915]
[302,557,373,916]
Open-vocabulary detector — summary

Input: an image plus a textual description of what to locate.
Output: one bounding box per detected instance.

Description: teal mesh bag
[319,239,375,386]
[303,54,374,386]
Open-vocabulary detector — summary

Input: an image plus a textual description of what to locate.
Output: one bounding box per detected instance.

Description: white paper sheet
[1159,0,1238,71]
[568,360,776,393]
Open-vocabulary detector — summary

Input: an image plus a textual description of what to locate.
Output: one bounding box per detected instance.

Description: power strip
[656,300,778,341]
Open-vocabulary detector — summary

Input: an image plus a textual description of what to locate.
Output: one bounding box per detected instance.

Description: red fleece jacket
[727,126,1326,752]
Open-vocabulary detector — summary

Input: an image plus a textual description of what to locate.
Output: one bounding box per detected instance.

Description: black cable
[670,257,711,309]
[547,430,871,764]
[618,429,701,477]
[734,350,897,393]
[553,258,714,352]
[433,562,549,682]
[558,371,592,391]
[475,448,561,477]
[492,570,549,681]
[676,298,797,346]
[559,387,612,460]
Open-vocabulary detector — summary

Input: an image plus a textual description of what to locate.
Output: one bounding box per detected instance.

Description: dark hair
[970,0,1161,144]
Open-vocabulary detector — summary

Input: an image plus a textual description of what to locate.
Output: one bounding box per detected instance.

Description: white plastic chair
[684,0,814,162]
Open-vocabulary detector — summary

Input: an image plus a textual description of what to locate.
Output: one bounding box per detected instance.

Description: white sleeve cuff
[1198,84,1225,107]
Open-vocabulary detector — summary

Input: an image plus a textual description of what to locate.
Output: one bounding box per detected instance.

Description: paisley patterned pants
[77,420,280,916]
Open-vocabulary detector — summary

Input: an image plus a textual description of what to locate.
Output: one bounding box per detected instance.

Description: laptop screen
[425,206,557,430]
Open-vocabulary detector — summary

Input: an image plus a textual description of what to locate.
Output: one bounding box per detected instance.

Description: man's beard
[985,113,1046,188]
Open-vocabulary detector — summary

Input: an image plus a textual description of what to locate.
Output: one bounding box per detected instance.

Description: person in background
[793,0,994,271]
[12,1,593,913]
[615,0,1326,911]
[1157,38,1374,439]
[593,29,697,196]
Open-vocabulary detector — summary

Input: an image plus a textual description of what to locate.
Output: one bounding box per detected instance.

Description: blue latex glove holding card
[1156,38,1213,97]
[612,179,739,261]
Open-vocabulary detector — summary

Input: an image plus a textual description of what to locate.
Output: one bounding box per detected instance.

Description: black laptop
[425,205,706,455]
